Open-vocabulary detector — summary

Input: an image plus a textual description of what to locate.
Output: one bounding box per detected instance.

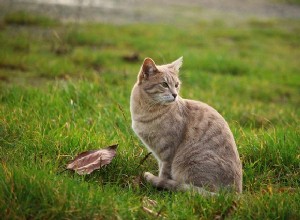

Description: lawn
[0,11,299,219]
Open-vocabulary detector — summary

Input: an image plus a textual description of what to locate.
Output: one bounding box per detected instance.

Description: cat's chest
[133,109,183,131]
[132,111,184,148]
[133,114,169,135]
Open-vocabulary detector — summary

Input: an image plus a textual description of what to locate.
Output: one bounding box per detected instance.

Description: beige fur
[130,57,242,195]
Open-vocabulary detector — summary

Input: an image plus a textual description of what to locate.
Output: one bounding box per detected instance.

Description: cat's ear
[142,57,158,76]
[170,56,183,72]
[138,58,158,84]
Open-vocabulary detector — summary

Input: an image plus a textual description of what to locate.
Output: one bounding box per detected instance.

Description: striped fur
[130,57,242,195]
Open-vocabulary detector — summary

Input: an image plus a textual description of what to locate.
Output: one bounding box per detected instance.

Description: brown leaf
[66,144,118,175]
[122,53,140,62]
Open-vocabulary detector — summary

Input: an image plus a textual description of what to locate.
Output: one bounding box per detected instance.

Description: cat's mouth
[153,95,177,105]
[168,97,176,102]
[162,97,177,104]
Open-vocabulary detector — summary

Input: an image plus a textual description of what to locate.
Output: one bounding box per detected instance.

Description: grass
[0,11,299,219]
[3,11,59,27]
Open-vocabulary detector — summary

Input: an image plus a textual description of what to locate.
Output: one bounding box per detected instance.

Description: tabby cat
[130,57,242,195]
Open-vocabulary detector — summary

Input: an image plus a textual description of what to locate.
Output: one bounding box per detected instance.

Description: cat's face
[137,57,183,105]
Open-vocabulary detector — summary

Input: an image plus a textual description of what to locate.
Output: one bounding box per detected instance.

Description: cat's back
[180,98,238,157]
[182,99,232,136]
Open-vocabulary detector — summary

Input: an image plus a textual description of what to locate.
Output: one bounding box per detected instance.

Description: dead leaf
[122,53,140,62]
[66,144,118,175]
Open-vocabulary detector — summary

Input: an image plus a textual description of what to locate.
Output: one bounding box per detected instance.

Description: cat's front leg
[158,161,162,172]
[159,161,172,179]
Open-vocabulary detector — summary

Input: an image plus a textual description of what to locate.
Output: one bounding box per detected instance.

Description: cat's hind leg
[144,172,179,190]
[144,172,216,196]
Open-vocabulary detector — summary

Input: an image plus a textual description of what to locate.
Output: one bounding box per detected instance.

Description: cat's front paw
[144,172,155,181]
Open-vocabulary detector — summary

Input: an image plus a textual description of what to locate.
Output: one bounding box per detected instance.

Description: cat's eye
[175,83,179,88]
[161,82,169,88]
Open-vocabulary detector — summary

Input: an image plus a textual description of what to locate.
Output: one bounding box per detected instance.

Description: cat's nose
[172,94,177,99]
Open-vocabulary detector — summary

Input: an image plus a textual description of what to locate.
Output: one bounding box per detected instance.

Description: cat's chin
[161,99,176,105]
[153,95,177,105]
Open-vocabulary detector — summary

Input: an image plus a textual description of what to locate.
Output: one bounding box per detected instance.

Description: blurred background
[1,0,300,24]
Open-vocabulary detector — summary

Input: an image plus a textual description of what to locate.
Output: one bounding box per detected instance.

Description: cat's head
[137,57,183,105]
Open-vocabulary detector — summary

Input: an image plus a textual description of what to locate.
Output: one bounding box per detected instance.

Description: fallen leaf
[66,144,118,175]
[122,53,140,62]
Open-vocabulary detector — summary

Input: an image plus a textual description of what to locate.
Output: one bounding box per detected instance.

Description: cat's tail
[144,172,216,197]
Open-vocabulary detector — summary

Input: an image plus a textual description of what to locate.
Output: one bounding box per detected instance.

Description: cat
[130,57,242,195]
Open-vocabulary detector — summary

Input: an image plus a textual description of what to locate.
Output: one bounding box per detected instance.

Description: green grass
[3,11,59,27]
[0,12,299,219]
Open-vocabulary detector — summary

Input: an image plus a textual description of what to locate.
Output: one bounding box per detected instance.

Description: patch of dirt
[0,63,27,72]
